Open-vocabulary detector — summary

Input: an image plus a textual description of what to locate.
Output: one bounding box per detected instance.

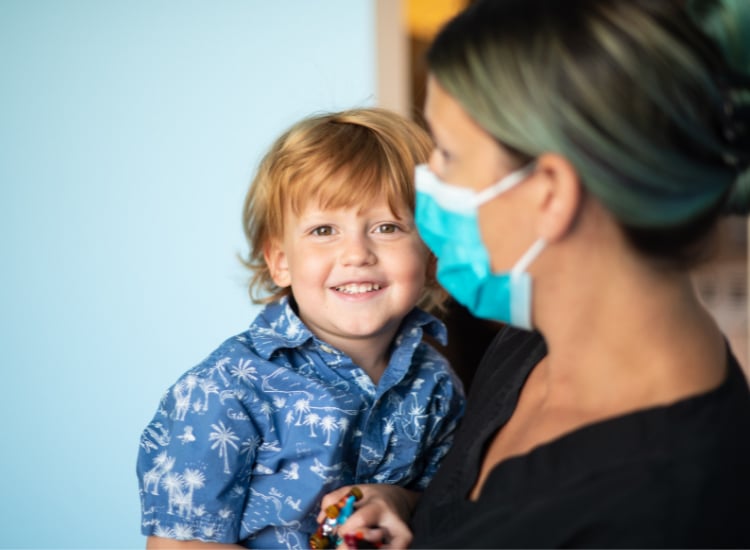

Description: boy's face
[265,195,429,354]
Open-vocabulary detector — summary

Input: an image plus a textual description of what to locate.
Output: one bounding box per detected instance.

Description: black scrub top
[410,328,750,548]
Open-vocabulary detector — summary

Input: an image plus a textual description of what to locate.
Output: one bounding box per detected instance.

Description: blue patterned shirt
[137,297,465,548]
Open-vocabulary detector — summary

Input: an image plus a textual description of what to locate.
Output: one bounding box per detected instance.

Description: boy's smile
[265,196,429,375]
[333,282,382,295]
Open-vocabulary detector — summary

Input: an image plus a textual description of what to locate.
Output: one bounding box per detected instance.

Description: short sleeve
[137,368,260,543]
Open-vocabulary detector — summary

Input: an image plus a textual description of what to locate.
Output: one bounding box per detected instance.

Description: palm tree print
[293,398,310,425]
[230,357,258,382]
[174,490,192,518]
[173,392,191,422]
[198,378,219,412]
[181,468,206,519]
[143,451,175,495]
[320,415,338,446]
[304,412,320,436]
[259,401,274,425]
[209,356,231,386]
[209,421,240,474]
[172,374,199,421]
[173,523,194,540]
[153,524,174,538]
[161,472,183,514]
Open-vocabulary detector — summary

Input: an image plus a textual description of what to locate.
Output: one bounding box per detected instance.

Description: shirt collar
[249,295,447,360]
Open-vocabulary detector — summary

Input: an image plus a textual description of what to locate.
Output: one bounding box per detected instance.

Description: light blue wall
[0,1,376,547]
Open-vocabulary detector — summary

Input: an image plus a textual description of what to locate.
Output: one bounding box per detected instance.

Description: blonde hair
[242,108,447,311]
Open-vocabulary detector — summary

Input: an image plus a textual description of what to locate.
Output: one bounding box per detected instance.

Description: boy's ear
[533,153,583,243]
[264,240,291,288]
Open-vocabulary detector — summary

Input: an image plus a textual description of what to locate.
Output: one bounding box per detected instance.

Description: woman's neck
[533,223,726,414]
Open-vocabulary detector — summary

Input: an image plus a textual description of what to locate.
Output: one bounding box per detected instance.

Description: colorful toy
[309,487,364,549]
[342,531,383,549]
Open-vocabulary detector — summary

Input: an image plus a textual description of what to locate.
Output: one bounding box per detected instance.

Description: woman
[319,0,750,547]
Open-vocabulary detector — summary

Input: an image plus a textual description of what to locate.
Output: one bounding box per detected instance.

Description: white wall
[0,1,376,547]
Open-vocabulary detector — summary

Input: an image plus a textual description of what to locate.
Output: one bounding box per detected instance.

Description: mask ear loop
[511,238,547,278]
[509,238,546,330]
[473,161,538,208]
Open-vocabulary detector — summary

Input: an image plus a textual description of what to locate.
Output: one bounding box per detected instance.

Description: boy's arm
[137,369,259,545]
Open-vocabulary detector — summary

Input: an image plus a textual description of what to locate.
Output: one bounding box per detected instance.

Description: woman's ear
[533,153,583,243]
[264,240,291,288]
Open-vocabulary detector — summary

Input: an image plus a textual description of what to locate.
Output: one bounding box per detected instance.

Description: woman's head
[427,0,750,268]
[243,107,446,310]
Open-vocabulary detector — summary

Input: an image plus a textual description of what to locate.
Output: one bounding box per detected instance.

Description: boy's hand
[317,484,419,549]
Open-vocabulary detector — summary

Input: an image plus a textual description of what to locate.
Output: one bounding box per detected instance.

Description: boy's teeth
[335,283,381,294]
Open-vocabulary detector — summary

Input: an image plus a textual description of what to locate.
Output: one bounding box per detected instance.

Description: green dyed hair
[428,0,750,266]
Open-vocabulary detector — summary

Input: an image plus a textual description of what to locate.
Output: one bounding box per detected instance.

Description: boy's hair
[242,107,447,311]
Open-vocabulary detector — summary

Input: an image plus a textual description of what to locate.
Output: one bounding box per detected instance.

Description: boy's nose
[341,235,376,266]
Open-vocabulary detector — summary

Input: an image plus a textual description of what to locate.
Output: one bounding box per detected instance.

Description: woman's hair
[242,107,446,310]
[428,0,750,268]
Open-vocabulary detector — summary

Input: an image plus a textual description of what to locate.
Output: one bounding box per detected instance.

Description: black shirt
[410,328,750,548]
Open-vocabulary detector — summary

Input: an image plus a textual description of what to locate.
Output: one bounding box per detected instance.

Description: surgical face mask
[414,163,545,330]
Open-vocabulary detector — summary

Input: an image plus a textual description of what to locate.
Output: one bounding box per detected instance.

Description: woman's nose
[428,148,444,175]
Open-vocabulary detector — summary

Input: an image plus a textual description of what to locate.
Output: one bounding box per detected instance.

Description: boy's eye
[375,223,399,234]
[311,226,334,236]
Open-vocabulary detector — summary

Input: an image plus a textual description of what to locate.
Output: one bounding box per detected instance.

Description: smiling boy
[136,108,465,549]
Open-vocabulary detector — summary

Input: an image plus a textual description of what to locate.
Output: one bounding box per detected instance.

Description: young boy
[137,108,465,549]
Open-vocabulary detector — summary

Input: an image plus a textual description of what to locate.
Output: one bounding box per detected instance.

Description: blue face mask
[415,163,545,330]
